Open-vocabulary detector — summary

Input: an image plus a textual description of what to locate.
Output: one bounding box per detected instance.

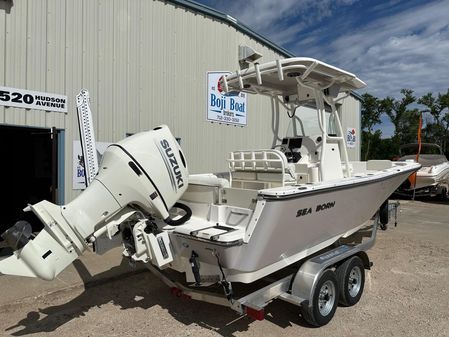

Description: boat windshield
[285,106,337,137]
[400,144,442,156]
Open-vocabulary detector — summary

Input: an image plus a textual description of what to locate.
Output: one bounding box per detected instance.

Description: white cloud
[215,0,360,50]
[210,0,449,100]
[201,0,449,137]
[309,0,449,98]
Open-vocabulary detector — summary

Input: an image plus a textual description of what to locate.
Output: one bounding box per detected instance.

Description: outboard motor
[0,125,189,280]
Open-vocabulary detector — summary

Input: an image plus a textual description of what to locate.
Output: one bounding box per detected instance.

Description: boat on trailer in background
[395,143,449,200]
[0,57,420,327]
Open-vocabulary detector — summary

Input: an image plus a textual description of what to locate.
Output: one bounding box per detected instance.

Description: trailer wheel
[301,269,339,327]
[336,256,365,307]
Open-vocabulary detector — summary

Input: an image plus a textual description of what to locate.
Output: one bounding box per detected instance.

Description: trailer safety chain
[214,250,234,302]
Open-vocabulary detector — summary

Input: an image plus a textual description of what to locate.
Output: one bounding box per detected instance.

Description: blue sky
[194,0,449,137]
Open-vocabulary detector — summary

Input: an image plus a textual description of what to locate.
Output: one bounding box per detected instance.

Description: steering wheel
[272,144,288,153]
[273,145,301,163]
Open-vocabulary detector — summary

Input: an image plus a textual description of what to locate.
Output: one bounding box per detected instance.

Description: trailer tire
[336,256,365,307]
[301,269,339,327]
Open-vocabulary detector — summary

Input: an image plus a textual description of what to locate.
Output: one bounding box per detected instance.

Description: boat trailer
[143,215,382,326]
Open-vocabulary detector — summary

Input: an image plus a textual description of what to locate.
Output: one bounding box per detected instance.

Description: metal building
[0,0,361,227]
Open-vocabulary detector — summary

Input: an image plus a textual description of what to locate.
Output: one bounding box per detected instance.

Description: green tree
[361,93,382,160]
[419,92,443,144]
[442,113,449,156]
[360,88,449,160]
[396,108,421,145]
[384,89,416,138]
[361,130,398,160]
[418,89,449,154]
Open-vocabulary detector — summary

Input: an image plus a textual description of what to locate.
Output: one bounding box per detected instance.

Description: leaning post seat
[228,149,296,189]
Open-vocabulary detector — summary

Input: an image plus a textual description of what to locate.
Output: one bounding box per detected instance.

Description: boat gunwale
[259,164,420,201]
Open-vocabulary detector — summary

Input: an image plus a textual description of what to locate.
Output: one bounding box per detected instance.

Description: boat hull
[397,163,449,196]
[170,169,414,283]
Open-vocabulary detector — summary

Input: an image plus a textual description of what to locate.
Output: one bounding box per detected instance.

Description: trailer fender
[291,245,372,307]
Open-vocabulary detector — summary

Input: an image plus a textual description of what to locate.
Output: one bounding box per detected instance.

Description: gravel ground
[1,200,448,337]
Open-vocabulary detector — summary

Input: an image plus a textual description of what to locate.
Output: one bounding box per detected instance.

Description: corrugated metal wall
[0,0,360,203]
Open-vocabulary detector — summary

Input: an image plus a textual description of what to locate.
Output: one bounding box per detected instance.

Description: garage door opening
[0,125,62,233]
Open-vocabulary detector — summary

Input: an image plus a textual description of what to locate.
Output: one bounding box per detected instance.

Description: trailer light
[245,306,265,321]
[170,287,182,297]
[170,287,191,300]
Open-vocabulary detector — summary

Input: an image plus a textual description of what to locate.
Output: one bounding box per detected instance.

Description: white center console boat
[1,57,420,326]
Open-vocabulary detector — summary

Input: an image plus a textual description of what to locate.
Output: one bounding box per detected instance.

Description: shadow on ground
[5,259,315,337]
[392,194,449,205]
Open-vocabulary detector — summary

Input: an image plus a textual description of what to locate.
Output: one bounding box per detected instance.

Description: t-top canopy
[220,57,366,98]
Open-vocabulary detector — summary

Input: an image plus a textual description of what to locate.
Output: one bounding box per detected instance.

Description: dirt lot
[0,200,448,337]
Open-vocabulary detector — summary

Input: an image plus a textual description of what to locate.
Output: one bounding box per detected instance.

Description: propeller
[1,220,33,250]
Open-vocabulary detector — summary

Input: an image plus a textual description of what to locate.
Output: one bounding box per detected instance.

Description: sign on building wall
[346,127,357,148]
[73,141,111,190]
[0,86,68,113]
[207,72,247,126]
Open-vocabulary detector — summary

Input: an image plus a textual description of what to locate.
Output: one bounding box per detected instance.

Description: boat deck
[164,160,419,245]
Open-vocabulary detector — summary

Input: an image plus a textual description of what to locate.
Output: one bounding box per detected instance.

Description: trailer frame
[143,214,382,326]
